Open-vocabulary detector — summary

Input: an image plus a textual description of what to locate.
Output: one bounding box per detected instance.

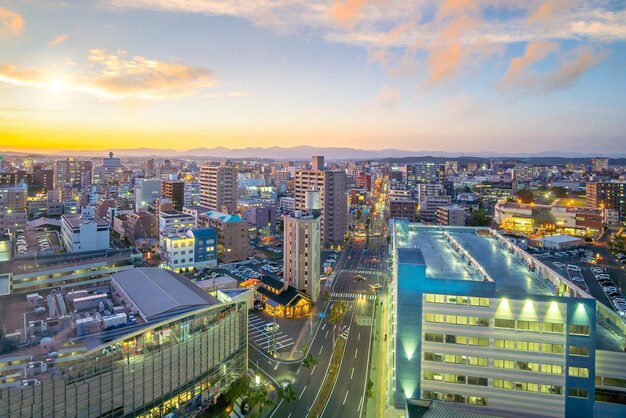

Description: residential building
[162,227,218,272]
[436,206,466,226]
[515,163,534,182]
[161,179,185,211]
[61,208,110,253]
[295,156,347,247]
[419,195,452,223]
[184,181,201,207]
[586,181,626,220]
[389,199,418,222]
[0,268,247,417]
[125,211,155,244]
[404,163,443,188]
[283,192,321,302]
[389,221,626,417]
[199,210,248,263]
[242,205,276,232]
[158,210,196,251]
[200,165,237,213]
[0,184,27,231]
[55,158,92,188]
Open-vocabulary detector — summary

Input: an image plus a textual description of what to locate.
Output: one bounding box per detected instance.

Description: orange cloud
[375,86,401,109]
[437,0,479,20]
[49,34,69,46]
[331,0,367,28]
[499,45,607,93]
[0,7,24,38]
[528,0,572,24]
[500,41,558,86]
[81,49,217,99]
[0,64,49,87]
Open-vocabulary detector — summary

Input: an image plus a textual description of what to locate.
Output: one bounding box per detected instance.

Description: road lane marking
[358,396,363,412]
[343,391,349,405]
[325,330,329,339]
[296,368,300,375]
[358,332,360,341]
[312,365,317,374]
[319,345,323,355]
[299,386,307,399]
[351,367,354,379]
[355,348,358,358]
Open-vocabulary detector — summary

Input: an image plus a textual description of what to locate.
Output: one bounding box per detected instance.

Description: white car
[604,286,617,293]
[566,265,581,271]
[553,262,565,269]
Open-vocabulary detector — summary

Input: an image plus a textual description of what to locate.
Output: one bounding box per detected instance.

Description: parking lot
[537,248,625,316]
[248,312,295,352]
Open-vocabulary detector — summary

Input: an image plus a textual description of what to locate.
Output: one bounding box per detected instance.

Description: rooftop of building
[112,268,219,321]
[541,234,583,244]
[203,210,242,223]
[159,210,194,218]
[61,213,109,228]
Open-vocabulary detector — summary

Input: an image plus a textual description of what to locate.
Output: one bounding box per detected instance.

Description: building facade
[586,181,625,220]
[61,209,110,253]
[200,165,237,214]
[198,211,248,264]
[283,211,321,302]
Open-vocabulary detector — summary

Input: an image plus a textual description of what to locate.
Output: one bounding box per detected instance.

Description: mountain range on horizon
[2,146,624,161]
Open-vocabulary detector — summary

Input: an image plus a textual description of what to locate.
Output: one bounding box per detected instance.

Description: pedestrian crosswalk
[247,314,294,351]
[331,292,377,301]
[343,269,378,275]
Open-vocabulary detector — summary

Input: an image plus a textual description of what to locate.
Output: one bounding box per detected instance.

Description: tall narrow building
[55,158,92,188]
[161,180,185,211]
[284,191,321,302]
[295,156,347,247]
[199,165,237,213]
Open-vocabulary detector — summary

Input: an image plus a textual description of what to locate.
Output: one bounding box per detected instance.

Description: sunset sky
[1,0,625,154]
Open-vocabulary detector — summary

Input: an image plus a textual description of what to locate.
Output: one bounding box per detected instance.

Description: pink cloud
[49,34,69,46]
[0,7,24,38]
[331,0,367,28]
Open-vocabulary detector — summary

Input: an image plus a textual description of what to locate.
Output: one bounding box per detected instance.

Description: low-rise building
[199,211,249,264]
[436,206,466,226]
[389,199,418,222]
[61,208,110,253]
[161,228,217,272]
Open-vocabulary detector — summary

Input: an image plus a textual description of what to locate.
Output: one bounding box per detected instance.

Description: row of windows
[494,318,565,334]
[425,333,569,354]
[568,388,589,399]
[423,372,488,387]
[423,352,488,366]
[493,379,563,395]
[569,366,589,378]
[424,314,489,327]
[424,352,565,375]
[423,391,487,406]
[493,359,563,375]
[424,294,489,306]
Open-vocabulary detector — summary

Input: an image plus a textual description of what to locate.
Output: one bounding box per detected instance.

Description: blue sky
[0,0,625,154]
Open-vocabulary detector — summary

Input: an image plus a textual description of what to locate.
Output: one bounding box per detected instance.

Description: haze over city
[1,0,625,154]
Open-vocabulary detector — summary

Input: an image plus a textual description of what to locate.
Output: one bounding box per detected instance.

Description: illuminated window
[494,359,514,369]
[423,371,443,381]
[444,354,467,364]
[493,379,514,390]
[424,352,443,362]
[469,297,490,307]
[542,343,564,354]
[517,320,541,332]
[424,313,444,323]
[467,317,489,327]
[517,341,540,352]
[569,324,590,336]
[494,318,515,329]
[443,393,466,403]
[423,390,442,400]
[494,339,515,350]
[541,385,563,395]
[542,364,563,375]
[568,367,589,378]
[467,356,488,367]
[446,315,467,325]
[516,382,539,392]
[516,361,539,372]
[445,335,467,345]
[447,295,468,305]
[468,396,488,406]
[444,374,466,384]
[425,294,445,303]
[542,322,564,333]
[568,388,588,398]
[468,336,489,347]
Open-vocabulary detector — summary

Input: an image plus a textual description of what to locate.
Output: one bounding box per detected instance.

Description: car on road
[370,283,383,291]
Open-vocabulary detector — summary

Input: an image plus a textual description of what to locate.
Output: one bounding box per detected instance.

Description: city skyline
[1,1,625,154]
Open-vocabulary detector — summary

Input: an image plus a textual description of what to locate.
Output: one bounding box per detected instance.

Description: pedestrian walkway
[331,292,376,300]
[248,314,294,351]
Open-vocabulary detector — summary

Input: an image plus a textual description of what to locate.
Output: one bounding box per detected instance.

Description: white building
[134,179,162,209]
[161,227,217,272]
[61,208,110,253]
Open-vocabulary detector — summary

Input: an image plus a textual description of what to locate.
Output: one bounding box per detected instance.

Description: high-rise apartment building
[0,184,27,231]
[295,157,347,247]
[514,163,534,182]
[404,162,443,188]
[55,158,92,188]
[586,181,626,220]
[200,165,237,214]
[161,180,185,211]
[283,191,321,302]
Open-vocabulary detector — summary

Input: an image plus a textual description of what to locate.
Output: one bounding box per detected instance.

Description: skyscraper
[200,165,237,213]
[55,158,92,188]
[295,156,347,247]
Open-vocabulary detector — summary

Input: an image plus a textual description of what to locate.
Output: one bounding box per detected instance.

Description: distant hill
[2,146,625,162]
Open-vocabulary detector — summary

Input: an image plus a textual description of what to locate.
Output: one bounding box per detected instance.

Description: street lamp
[255,374,260,387]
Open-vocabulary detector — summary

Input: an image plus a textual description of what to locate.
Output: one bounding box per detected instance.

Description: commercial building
[198,211,248,264]
[200,165,237,214]
[514,163,534,182]
[55,158,92,188]
[161,227,218,272]
[124,211,155,244]
[419,195,452,223]
[436,206,466,226]
[134,179,162,209]
[93,152,123,185]
[294,156,347,247]
[0,247,142,295]
[389,199,418,222]
[61,208,110,253]
[389,221,626,418]
[158,210,196,243]
[283,193,321,302]
[404,163,443,188]
[591,158,609,173]
[161,180,185,211]
[586,181,625,220]
[538,235,585,251]
[0,267,247,417]
[494,201,603,237]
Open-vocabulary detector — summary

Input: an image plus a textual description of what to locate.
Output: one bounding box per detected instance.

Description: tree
[224,376,251,405]
[549,186,567,198]
[301,353,317,407]
[247,386,273,418]
[516,189,535,204]
[468,210,491,227]
[277,384,297,418]
[367,379,374,398]
[328,301,347,345]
